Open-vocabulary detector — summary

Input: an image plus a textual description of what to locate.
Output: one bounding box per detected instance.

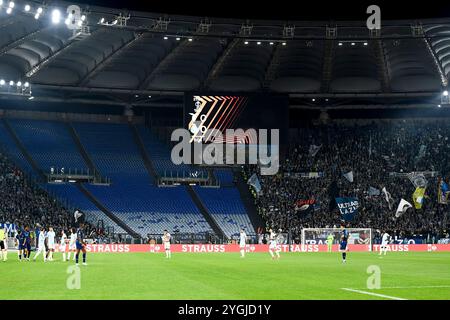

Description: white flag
[382,187,394,210]
[74,210,83,223]
[343,171,354,183]
[395,199,412,218]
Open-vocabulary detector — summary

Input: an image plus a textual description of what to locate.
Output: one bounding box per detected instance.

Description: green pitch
[3,252,450,300]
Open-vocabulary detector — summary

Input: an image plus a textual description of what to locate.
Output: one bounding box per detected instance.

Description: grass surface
[2,251,450,300]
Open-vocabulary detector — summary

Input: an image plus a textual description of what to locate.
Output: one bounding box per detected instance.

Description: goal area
[301,228,372,251]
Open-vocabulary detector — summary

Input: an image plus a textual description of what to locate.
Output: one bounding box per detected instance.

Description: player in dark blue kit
[339,224,350,263]
[16,229,25,261]
[75,224,87,266]
[23,227,32,261]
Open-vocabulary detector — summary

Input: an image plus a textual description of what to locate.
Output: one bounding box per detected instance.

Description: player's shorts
[69,242,76,250]
[48,242,55,250]
[381,242,388,247]
[0,241,5,250]
[269,241,277,249]
[59,244,67,252]
[25,242,31,250]
[76,242,84,250]
[239,242,246,248]
[339,241,348,251]
[164,242,171,250]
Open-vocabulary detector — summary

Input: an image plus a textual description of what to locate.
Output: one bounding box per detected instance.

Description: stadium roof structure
[1,0,450,109]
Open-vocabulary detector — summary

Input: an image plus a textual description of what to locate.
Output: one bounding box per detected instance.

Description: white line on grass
[352,285,450,290]
[341,288,408,300]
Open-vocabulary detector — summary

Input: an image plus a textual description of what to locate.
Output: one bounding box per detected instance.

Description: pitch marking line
[341,288,407,300]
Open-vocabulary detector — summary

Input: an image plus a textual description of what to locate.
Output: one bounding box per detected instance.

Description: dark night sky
[71,0,450,21]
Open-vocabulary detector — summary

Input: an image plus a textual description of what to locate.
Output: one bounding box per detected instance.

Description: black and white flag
[407,172,428,188]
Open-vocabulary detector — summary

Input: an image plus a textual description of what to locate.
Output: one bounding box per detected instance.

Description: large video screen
[184,93,289,145]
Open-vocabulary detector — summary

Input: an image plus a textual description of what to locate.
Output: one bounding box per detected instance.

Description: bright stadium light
[188,38,193,42]
[364,42,368,46]
[6,7,12,14]
[24,4,30,11]
[176,37,181,41]
[438,104,442,108]
[99,17,105,23]
[52,9,61,24]
[0,0,3,6]
[34,13,40,19]
[163,36,168,40]
[351,42,356,46]
[24,82,29,88]
[9,80,14,86]
[81,15,86,21]
[8,1,14,8]
[269,42,274,45]
[37,7,42,14]
[257,41,261,45]
[338,42,343,46]
[0,79,5,86]
[443,90,449,96]
[112,19,118,25]
[17,81,22,87]
[282,42,286,46]
[244,41,249,45]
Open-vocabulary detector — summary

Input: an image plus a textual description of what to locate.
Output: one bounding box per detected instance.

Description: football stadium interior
[1,0,450,301]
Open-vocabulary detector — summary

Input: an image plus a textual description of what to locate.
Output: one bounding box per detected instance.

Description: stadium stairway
[77,183,140,238]
[1,118,46,181]
[186,185,227,241]
[129,123,158,180]
[66,121,102,179]
[233,169,265,231]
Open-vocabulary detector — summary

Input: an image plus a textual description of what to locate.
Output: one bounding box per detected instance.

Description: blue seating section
[0,118,255,238]
[74,122,213,236]
[45,183,125,234]
[214,168,234,186]
[137,125,204,176]
[195,187,254,238]
[0,121,35,176]
[73,122,149,182]
[9,119,88,173]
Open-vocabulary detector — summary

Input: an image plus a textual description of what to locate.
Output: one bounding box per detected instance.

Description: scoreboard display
[184,93,289,145]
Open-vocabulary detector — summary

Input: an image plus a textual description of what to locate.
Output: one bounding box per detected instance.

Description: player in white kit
[239,229,247,258]
[379,231,390,256]
[59,230,68,262]
[162,230,171,259]
[46,227,56,261]
[268,229,280,260]
[67,228,77,261]
[33,228,47,262]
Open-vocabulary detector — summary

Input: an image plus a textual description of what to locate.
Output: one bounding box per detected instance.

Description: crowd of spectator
[246,119,450,243]
[0,153,109,243]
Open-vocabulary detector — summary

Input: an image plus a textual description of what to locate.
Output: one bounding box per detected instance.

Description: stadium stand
[0,152,109,242]
[246,120,450,242]
[8,119,88,173]
[195,186,255,238]
[73,122,214,237]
